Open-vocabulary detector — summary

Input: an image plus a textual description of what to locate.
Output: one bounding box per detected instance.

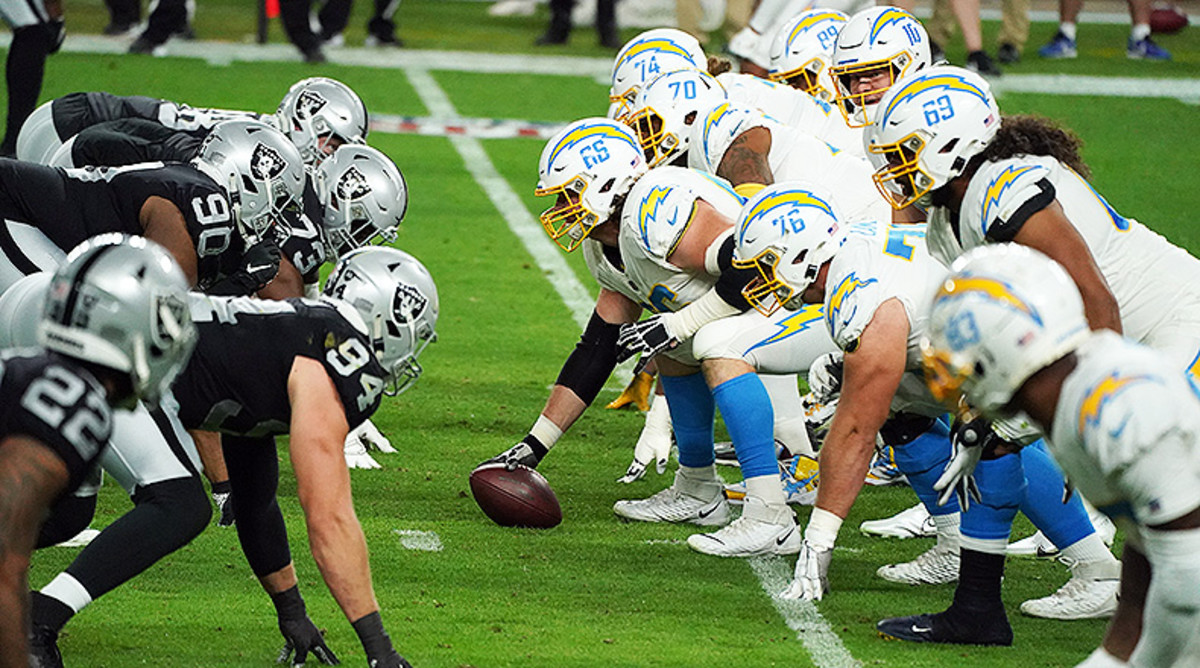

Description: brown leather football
[469,463,562,528]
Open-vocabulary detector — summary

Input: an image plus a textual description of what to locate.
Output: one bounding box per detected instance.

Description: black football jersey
[0,159,244,290]
[0,350,112,492]
[275,180,327,282]
[69,118,205,166]
[50,92,265,142]
[173,296,386,437]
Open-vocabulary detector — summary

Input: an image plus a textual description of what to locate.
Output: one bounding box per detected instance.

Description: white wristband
[666,289,742,341]
[804,507,843,550]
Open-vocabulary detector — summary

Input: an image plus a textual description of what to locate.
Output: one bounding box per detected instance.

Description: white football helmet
[867,66,1000,210]
[769,9,849,103]
[322,246,438,396]
[923,244,1090,414]
[829,7,932,128]
[609,29,707,121]
[193,119,307,244]
[315,145,408,260]
[276,77,369,166]
[732,181,844,315]
[535,119,647,252]
[626,69,727,168]
[40,234,197,408]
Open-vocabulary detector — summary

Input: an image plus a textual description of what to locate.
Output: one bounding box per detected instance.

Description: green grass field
[8,2,1200,666]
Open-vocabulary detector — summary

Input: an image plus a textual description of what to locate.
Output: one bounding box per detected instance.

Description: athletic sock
[31,591,76,632]
[1131,23,1151,42]
[1060,22,1077,40]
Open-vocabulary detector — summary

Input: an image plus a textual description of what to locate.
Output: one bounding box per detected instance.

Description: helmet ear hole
[939,138,959,154]
[599,178,616,194]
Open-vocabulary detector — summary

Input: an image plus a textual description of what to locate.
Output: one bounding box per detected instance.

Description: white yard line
[749,556,862,668]
[393,529,444,552]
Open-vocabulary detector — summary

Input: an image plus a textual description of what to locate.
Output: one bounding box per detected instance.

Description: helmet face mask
[535,119,647,252]
[316,145,407,261]
[626,69,726,168]
[867,66,1002,210]
[322,246,438,396]
[39,234,197,408]
[769,9,849,103]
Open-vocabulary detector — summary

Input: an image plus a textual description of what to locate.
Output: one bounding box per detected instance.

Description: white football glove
[344,433,382,470]
[783,539,832,601]
[618,393,674,483]
[353,419,397,453]
[806,352,844,405]
[934,416,990,510]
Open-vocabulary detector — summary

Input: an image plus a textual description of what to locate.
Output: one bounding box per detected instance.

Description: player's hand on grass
[353,419,397,453]
[272,586,339,666]
[618,393,673,483]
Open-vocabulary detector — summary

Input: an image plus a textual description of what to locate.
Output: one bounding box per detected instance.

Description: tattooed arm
[716,126,774,187]
[0,435,69,668]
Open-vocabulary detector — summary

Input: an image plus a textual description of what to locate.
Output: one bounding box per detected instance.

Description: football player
[866,64,1200,644]
[909,245,1200,666]
[484,119,834,556]
[25,246,435,668]
[725,0,873,78]
[0,0,63,156]
[16,77,367,168]
[828,7,933,129]
[0,235,196,666]
[727,181,1120,642]
[608,28,707,121]
[0,118,306,299]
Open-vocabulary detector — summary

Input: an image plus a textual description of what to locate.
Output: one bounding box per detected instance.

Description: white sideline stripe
[749,556,862,668]
[34,36,1200,105]
[393,529,444,552]
[403,68,634,386]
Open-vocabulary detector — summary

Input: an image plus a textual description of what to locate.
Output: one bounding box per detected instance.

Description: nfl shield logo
[251,143,286,180]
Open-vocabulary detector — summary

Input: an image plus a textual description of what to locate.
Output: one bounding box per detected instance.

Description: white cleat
[1019,559,1121,620]
[877,544,960,585]
[860,503,936,539]
[1009,510,1117,557]
[613,476,730,526]
[687,497,802,557]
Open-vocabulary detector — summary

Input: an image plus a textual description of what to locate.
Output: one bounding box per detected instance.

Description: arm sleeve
[554,310,622,406]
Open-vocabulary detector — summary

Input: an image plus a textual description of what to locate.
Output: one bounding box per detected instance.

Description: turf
[7,3,1199,667]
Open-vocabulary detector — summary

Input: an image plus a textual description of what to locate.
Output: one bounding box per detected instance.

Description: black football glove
[616,315,681,362]
[208,238,282,296]
[212,489,235,527]
[367,651,413,668]
[480,436,546,471]
[272,586,340,667]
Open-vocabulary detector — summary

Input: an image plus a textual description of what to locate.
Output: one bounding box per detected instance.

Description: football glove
[208,238,283,296]
[480,437,544,470]
[272,586,340,667]
[935,416,991,510]
[618,393,673,483]
[344,436,382,470]
[616,314,682,362]
[605,370,656,412]
[353,419,397,453]
[367,651,413,668]
[806,352,844,405]
[783,539,833,601]
[212,489,236,527]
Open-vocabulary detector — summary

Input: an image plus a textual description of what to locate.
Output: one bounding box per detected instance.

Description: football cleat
[865,447,907,486]
[1126,36,1171,60]
[724,455,819,506]
[686,497,802,557]
[860,503,936,538]
[877,610,1013,646]
[1008,508,1116,557]
[1019,558,1121,620]
[29,624,64,668]
[613,472,730,526]
[877,544,960,585]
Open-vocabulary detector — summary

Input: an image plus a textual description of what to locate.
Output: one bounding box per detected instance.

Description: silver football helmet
[40,234,197,408]
[315,145,408,261]
[322,246,438,396]
[193,119,307,245]
[276,77,369,166]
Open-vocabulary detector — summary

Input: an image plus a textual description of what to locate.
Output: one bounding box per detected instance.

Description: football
[469,463,562,528]
[1150,4,1188,34]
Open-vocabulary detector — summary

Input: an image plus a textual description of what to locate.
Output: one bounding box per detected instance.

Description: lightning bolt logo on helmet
[933,275,1043,325]
[738,188,837,245]
[544,123,639,172]
[880,72,992,127]
[791,10,848,40]
[869,7,916,45]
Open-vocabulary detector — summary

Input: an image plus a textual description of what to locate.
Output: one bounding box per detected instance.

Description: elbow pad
[555,310,622,406]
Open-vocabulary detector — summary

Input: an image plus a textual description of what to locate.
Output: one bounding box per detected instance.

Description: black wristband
[351,611,396,660]
[521,434,549,462]
[211,479,232,495]
[270,585,307,621]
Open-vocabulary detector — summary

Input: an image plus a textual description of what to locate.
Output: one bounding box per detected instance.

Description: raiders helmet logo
[250,143,286,180]
[337,166,372,201]
[152,293,191,347]
[295,90,329,120]
[392,283,428,325]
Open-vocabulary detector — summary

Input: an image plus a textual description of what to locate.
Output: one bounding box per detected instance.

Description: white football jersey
[617,167,745,314]
[581,239,643,306]
[824,220,949,416]
[927,155,1200,353]
[689,110,887,226]
[1052,331,1200,527]
[715,72,865,158]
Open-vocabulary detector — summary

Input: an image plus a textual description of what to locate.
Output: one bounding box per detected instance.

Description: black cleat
[29,624,65,668]
[966,50,1003,77]
[877,611,1013,646]
[997,42,1021,64]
